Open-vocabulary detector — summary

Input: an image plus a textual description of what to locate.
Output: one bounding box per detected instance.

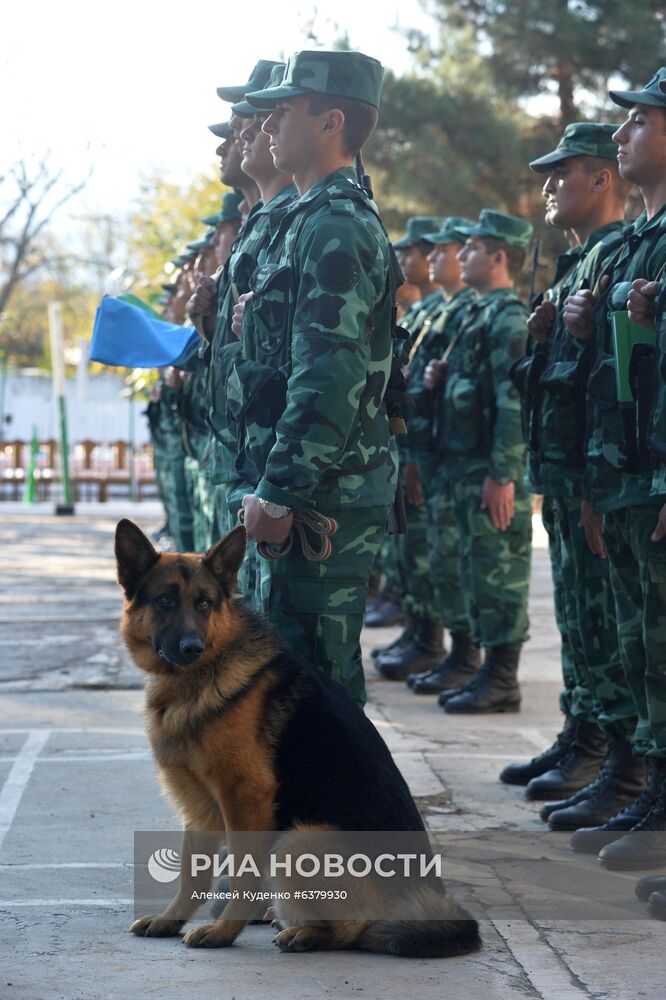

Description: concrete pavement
[1,502,664,1000]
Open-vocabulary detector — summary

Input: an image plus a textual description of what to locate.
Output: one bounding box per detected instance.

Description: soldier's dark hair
[479,237,526,279]
[306,94,379,156]
[580,156,632,205]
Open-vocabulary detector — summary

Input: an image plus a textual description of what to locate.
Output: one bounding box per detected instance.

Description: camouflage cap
[529,122,620,172]
[462,210,533,249]
[609,67,666,109]
[208,120,233,139]
[186,229,217,253]
[393,216,446,250]
[201,191,244,226]
[231,64,286,117]
[423,217,476,245]
[170,251,197,267]
[216,59,282,103]
[246,50,384,110]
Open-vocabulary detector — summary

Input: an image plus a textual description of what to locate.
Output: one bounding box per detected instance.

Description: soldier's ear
[115,519,159,598]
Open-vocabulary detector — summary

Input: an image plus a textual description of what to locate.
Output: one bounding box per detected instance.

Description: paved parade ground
[1,502,665,1000]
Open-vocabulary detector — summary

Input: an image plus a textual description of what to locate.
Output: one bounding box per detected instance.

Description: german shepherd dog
[115,518,481,958]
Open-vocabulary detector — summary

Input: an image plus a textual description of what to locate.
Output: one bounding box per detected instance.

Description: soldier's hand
[628,279,660,330]
[651,503,666,543]
[481,477,515,531]
[579,498,606,559]
[232,292,253,339]
[423,358,447,390]
[563,288,597,341]
[187,276,217,318]
[527,300,556,344]
[241,494,293,544]
[165,367,184,390]
[403,462,423,506]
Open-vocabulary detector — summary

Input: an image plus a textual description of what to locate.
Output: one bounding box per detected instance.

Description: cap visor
[230,99,261,117]
[424,232,464,245]
[609,88,666,109]
[529,150,572,172]
[201,213,222,225]
[244,84,310,108]
[216,85,249,102]
[208,122,232,138]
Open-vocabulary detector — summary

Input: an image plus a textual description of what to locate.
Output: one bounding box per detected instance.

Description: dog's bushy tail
[355,886,481,958]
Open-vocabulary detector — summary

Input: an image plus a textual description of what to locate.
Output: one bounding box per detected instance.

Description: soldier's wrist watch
[494,476,512,486]
[257,498,291,519]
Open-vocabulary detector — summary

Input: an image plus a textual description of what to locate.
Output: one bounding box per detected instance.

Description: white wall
[1,371,150,445]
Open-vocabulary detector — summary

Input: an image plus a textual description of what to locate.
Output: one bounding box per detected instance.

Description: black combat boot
[371,615,417,660]
[647,891,666,920]
[524,721,607,800]
[547,734,646,831]
[408,632,481,694]
[500,715,578,786]
[570,758,662,854]
[443,643,521,714]
[364,584,404,628]
[375,618,444,681]
[598,759,666,870]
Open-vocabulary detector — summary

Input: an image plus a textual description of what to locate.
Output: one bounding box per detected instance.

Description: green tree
[125,170,227,304]
[423,0,666,125]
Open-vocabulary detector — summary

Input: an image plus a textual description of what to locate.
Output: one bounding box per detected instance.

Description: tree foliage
[422,0,666,124]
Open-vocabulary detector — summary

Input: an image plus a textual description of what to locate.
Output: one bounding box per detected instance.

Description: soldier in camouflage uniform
[188,62,297,602]
[502,124,645,830]
[374,216,447,679]
[229,50,398,706]
[562,70,666,868]
[429,210,533,714]
[400,219,481,694]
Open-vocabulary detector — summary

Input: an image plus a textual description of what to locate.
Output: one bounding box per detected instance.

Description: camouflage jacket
[650,273,666,497]
[586,206,666,512]
[437,287,528,483]
[403,287,476,459]
[207,185,298,487]
[179,352,212,464]
[227,167,398,513]
[521,221,624,498]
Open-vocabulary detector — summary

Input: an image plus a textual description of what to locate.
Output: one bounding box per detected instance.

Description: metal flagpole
[48,302,75,515]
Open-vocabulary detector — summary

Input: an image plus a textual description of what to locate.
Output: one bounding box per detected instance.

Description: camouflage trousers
[604,505,666,757]
[152,441,194,553]
[449,473,532,647]
[258,505,389,707]
[543,496,635,738]
[184,455,215,553]
[418,453,470,633]
[213,485,258,606]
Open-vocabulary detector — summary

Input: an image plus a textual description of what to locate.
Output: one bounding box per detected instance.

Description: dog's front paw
[130,914,183,937]
[183,923,231,948]
[274,926,320,952]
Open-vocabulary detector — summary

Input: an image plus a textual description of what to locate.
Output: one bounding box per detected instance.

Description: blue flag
[90,296,200,368]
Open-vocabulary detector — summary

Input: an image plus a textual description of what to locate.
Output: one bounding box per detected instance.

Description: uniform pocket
[250,264,292,357]
[226,358,288,475]
[539,359,587,465]
[444,375,483,452]
[587,354,636,471]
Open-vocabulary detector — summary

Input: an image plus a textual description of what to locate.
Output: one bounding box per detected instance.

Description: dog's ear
[203,525,247,591]
[115,519,159,598]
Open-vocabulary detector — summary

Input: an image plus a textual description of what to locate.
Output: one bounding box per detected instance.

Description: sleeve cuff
[254,478,316,511]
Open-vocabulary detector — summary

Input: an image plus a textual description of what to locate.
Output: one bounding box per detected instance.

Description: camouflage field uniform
[439,288,532,647]
[395,289,447,625]
[410,288,476,633]
[231,167,398,704]
[519,222,635,737]
[206,185,298,597]
[180,354,215,552]
[588,205,666,757]
[149,381,194,552]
